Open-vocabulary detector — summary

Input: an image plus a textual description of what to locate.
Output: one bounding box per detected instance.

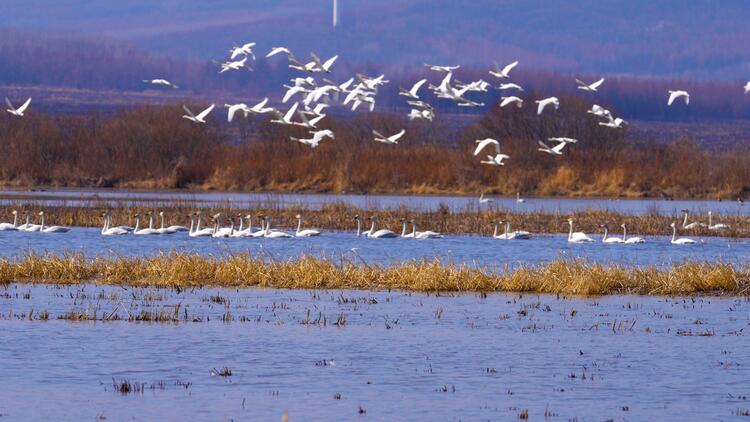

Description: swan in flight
[599,117,627,129]
[225,103,251,122]
[481,153,510,166]
[425,64,460,73]
[0,210,19,231]
[576,77,604,92]
[479,192,494,204]
[550,137,576,145]
[620,224,644,243]
[567,219,594,243]
[707,211,729,230]
[489,61,518,79]
[373,129,405,145]
[535,97,559,115]
[670,223,696,245]
[294,110,326,129]
[499,96,523,108]
[516,192,525,203]
[498,83,524,92]
[218,57,252,73]
[100,212,128,235]
[37,211,71,233]
[456,79,491,93]
[267,47,293,58]
[365,217,398,238]
[681,209,706,229]
[399,79,427,99]
[410,220,442,239]
[600,225,624,243]
[270,102,299,126]
[291,129,335,148]
[356,74,389,90]
[408,108,434,121]
[182,104,215,123]
[230,42,256,60]
[283,85,310,103]
[473,138,500,156]
[537,140,568,156]
[6,98,31,117]
[248,98,275,114]
[295,214,321,237]
[745,82,750,94]
[308,53,338,73]
[667,90,690,106]
[143,79,178,89]
[587,104,612,120]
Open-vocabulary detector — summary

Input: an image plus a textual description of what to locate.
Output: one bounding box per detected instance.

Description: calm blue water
[0,284,748,420]
[2,227,749,267]
[1,188,748,215]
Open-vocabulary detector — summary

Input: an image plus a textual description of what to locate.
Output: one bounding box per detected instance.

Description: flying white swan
[537,140,568,156]
[567,218,594,243]
[481,153,510,166]
[587,104,612,120]
[399,79,427,99]
[667,90,690,106]
[548,137,578,144]
[365,217,398,238]
[308,53,338,73]
[37,211,70,233]
[535,97,559,115]
[410,220,442,239]
[681,209,706,229]
[745,82,750,94]
[576,77,604,92]
[408,108,434,121]
[707,211,729,230]
[295,214,321,237]
[599,117,628,128]
[489,61,518,79]
[474,138,500,156]
[0,210,19,231]
[230,42,256,60]
[248,98,275,114]
[670,222,696,245]
[267,47,293,58]
[620,224,644,244]
[270,102,299,126]
[6,98,31,117]
[373,129,405,145]
[218,57,251,73]
[225,103,251,122]
[291,129,335,148]
[499,96,523,108]
[182,104,215,123]
[100,212,128,235]
[143,79,178,89]
[498,83,524,91]
[425,64,460,73]
[600,224,624,243]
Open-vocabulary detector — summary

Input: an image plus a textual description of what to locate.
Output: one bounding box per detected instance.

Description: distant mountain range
[3,0,750,79]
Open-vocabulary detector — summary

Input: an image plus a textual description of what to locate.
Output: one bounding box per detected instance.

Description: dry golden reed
[0,253,746,296]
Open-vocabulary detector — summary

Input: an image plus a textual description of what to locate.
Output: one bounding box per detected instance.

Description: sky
[1,0,750,80]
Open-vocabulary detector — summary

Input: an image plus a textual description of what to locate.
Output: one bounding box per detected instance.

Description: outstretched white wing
[474,138,500,156]
[196,104,215,120]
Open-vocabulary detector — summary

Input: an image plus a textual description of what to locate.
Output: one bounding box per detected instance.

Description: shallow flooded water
[1,187,748,215]
[0,283,748,420]
[2,227,750,268]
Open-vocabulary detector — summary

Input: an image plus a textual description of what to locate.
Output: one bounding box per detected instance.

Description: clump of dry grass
[0,253,747,296]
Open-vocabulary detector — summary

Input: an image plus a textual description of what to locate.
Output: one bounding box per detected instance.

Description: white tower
[333,0,339,27]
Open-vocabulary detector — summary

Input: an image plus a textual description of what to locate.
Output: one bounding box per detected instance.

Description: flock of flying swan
[0,39,745,245]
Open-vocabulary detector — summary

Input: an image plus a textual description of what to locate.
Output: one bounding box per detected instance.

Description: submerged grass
[0,253,747,296]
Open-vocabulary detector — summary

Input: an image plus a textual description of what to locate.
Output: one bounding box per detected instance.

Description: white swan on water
[365,217,398,238]
[494,220,531,240]
[707,211,729,230]
[600,225,624,244]
[18,211,42,232]
[37,211,70,233]
[567,219,594,243]
[620,224,645,244]
[411,219,442,239]
[189,213,214,237]
[0,210,19,231]
[295,214,321,237]
[263,217,292,238]
[100,212,128,235]
[133,213,159,235]
[681,209,706,229]
[670,223,696,245]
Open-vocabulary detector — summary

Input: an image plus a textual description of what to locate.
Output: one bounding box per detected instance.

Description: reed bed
[0,202,747,238]
[0,253,747,296]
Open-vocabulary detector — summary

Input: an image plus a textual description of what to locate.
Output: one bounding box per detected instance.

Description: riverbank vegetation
[0,253,746,296]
